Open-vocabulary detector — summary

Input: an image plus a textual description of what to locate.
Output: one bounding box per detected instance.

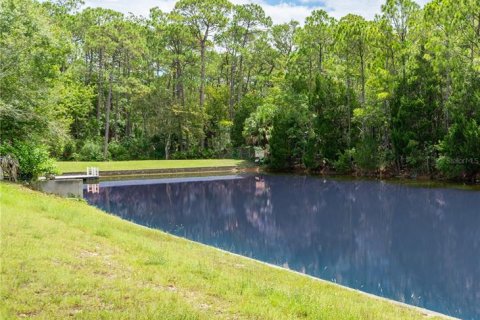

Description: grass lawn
[56,159,248,174]
[0,183,444,319]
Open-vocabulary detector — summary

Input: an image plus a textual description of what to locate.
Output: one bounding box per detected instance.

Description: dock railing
[87,167,99,177]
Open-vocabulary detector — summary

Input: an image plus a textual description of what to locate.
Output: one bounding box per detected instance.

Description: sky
[83,0,430,24]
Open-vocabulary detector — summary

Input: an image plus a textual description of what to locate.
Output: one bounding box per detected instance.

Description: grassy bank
[0,183,443,319]
[56,159,248,174]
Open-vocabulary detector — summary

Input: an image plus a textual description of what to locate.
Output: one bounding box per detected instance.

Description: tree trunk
[97,49,103,123]
[308,57,313,92]
[318,46,323,73]
[245,67,251,92]
[360,52,366,106]
[112,92,119,141]
[103,72,113,159]
[165,133,171,160]
[237,55,244,104]
[175,59,185,107]
[126,111,131,137]
[200,41,206,108]
[346,77,351,148]
[229,57,236,119]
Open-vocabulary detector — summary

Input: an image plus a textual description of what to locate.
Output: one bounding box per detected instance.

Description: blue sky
[83,0,430,24]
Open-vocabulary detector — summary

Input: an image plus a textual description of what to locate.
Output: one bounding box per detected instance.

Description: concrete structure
[33,179,83,198]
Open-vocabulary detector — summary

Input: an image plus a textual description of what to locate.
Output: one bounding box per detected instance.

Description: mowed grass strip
[56,159,248,174]
[0,183,444,319]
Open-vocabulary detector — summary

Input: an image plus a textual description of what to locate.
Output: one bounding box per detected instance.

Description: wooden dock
[54,174,98,181]
[55,167,99,181]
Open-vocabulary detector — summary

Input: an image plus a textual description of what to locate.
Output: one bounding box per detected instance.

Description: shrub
[76,140,108,161]
[61,140,76,160]
[353,138,379,172]
[436,156,464,179]
[334,149,355,174]
[120,137,154,160]
[269,102,312,170]
[171,147,218,160]
[0,141,57,180]
[108,141,129,161]
[436,119,480,179]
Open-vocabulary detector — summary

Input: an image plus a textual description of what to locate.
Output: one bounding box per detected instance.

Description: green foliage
[310,76,354,162]
[0,0,72,145]
[108,141,129,161]
[60,140,77,161]
[205,85,229,122]
[334,149,355,174]
[77,140,108,161]
[268,114,290,170]
[0,142,57,180]
[269,98,312,170]
[243,103,276,147]
[53,77,96,140]
[436,119,480,179]
[171,148,217,160]
[210,120,233,152]
[267,75,354,170]
[353,138,379,172]
[231,93,262,147]
[391,51,444,174]
[100,137,159,161]
[1,0,479,181]
[120,137,156,160]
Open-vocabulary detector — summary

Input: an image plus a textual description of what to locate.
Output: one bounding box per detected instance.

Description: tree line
[0,0,479,180]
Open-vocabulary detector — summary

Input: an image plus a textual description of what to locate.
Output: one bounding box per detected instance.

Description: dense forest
[1,0,479,180]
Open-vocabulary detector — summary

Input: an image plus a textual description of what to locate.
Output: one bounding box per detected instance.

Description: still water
[84,174,480,319]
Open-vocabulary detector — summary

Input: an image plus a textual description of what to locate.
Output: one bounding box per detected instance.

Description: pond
[84,174,480,319]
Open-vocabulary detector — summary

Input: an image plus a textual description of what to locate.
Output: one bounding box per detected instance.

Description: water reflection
[84,174,480,319]
[86,183,100,194]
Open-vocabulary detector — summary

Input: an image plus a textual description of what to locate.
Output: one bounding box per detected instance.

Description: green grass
[0,183,444,319]
[56,159,248,174]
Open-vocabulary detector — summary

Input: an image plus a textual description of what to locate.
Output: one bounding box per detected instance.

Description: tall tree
[381,0,419,81]
[219,4,271,117]
[174,0,232,109]
[336,15,370,107]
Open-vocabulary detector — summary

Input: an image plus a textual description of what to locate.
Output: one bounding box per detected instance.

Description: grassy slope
[0,183,443,319]
[56,160,247,174]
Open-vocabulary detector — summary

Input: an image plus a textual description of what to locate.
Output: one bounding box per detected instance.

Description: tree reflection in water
[84,174,480,319]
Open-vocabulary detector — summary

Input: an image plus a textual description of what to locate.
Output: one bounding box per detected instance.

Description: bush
[436,156,464,179]
[171,147,217,160]
[108,141,129,161]
[353,138,379,172]
[76,140,108,161]
[334,149,355,174]
[269,102,313,170]
[0,141,57,180]
[231,92,262,147]
[85,137,159,161]
[436,119,480,179]
[61,140,76,161]
[120,137,153,160]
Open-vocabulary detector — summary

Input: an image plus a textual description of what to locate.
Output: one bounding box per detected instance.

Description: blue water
[84,174,480,319]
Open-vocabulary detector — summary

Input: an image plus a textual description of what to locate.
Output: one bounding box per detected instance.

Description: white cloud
[82,0,430,24]
[246,1,320,24]
[322,0,430,20]
[83,0,176,16]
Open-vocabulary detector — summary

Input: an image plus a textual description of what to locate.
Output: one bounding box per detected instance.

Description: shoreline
[263,167,480,186]
[57,163,479,191]
[56,159,478,185]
